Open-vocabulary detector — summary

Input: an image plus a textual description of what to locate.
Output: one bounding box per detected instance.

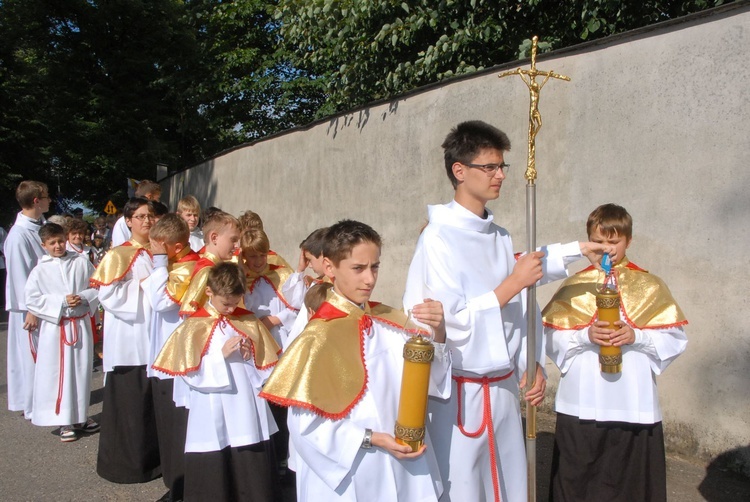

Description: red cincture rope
[56,314,87,415]
[453,371,514,502]
[28,329,37,363]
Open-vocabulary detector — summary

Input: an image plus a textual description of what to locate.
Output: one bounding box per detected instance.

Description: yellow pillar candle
[395,335,434,451]
[597,287,622,373]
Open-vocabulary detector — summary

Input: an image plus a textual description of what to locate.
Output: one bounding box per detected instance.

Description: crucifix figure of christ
[499,36,570,183]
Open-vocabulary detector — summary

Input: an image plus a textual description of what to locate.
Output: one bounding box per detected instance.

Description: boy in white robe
[142,214,200,501]
[543,204,688,502]
[25,223,100,441]
[261,220,452,501]
[91,197,160,483]
[4,180,49,419]
[153,262,282,501]
[110,180,162,247]
[402,121,613,502]
[176,195,204,253]
[64,218,91,256]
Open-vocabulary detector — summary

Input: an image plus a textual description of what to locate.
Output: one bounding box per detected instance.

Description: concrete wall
[162,5,750,470]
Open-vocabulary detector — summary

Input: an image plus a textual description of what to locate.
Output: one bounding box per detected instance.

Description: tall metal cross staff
[499,35,570,502]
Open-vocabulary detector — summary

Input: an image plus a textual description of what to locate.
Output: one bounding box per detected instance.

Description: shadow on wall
[326,101,400,139]
[698,445,750,501]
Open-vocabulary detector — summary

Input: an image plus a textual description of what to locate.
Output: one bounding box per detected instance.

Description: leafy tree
[275,0,727,117]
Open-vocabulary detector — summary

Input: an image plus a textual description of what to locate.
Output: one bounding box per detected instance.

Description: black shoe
[156,491,172,502]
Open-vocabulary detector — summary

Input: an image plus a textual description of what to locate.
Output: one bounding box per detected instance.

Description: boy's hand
[410,299,446,343]
[511,251,545,289]
[371,432,427,459]
[260,316,280,331]
[149,238,167,255]
[588,321,615,346]
[222,335,245,359]
[297,250,309,273]
[65,294,82,307]
[611,321,635,346]
[303,275,315,288]
[580,242,616,268]
[520,363,546,406]
[23,312,38,331]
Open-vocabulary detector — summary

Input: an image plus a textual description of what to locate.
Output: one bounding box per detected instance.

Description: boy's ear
[205,286,213,298]
[173,242,185,254]
[452,162,465,183]
[323,257,335,279]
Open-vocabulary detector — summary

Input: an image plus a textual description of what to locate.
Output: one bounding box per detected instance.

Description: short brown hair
[207,262,247,297]
[150,213,189,245]
[202,211,240,238]
[238,210,264,231]
[442,121,511,189]
[323,220,381,266]
[240,228,270,255]
[135,180,162,198]
[304,282,333,313]
[123,197,151,218]
[39,222,66,243]
[587,203,633,241]
[64,218,89,237]
[16,181,48,209]
[177,195,201,215]
[300,227,328,258]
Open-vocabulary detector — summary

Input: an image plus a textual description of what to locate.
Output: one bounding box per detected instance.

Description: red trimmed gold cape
[90,240,151,287]
[542,258,688,330]
[246,263,297,311]
[179,251,222,316]
[165,247,201,304]
[260,291,425,420]
[152,302,280,375]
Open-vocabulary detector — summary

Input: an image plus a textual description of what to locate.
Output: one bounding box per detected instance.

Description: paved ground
[1,320,748,501]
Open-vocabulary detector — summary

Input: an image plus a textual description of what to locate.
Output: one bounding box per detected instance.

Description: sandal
[74,418,100,433]
[60,426,78,442]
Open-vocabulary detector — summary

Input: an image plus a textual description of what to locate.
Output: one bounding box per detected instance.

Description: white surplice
[243,274,303,347]
[546,318,687,424]
[25,252,98,426]
[110,216,131,247]
[142,254,183,379]
[4,212,45,416]
[188,229,204,253]
[403,200,582,502]
[181,315,278,453]
[289,313,452,502]
[98,247,153,372]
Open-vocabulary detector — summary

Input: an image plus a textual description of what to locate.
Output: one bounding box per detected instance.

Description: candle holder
[394,334,434,451]
[596,287,622,373]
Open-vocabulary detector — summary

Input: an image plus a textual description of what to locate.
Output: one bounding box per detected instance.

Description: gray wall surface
[163,5,750,470]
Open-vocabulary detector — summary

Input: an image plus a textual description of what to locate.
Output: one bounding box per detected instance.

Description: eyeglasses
[130,214,155,221]
[464,162,510,176]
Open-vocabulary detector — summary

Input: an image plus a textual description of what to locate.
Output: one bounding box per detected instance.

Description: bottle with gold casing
[596,253,622,373]
[394,314,434,451]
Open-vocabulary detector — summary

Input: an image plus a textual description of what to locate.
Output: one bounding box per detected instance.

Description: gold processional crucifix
[499,36,570,183]
[498,35,570,502]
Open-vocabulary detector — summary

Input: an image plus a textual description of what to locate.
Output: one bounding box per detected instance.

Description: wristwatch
[361,428,373,449]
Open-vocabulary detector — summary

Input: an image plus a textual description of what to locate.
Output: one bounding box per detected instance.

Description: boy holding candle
[543,203,688,502]
[261,219,452,501]
[402,120,613,502]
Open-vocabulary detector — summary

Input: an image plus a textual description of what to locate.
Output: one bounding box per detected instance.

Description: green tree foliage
[275,0,727,117]
[0,0,727,224]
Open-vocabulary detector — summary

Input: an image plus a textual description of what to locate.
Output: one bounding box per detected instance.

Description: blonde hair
[304,282,333,313]
[202,211,240,238]
[135,180,161,198]
[177,195,201,215]
[238,210,264,231]
[240,228,270,255]
[150,213,190,245]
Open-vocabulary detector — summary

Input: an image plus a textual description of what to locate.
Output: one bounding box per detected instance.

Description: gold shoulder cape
[152,303,280,375]
[247,263,297,310]
[260,291,424,420]
[179,252,222,316]
[165,248,201,304]
[542,258,688,330]
[268,249,291,269]
[90,241,150,287]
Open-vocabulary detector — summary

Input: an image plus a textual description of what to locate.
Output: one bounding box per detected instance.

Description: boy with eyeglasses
[403,121,613,502]
[4,180,49,419]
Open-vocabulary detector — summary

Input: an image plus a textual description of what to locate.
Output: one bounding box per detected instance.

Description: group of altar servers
[3,120,687,502]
